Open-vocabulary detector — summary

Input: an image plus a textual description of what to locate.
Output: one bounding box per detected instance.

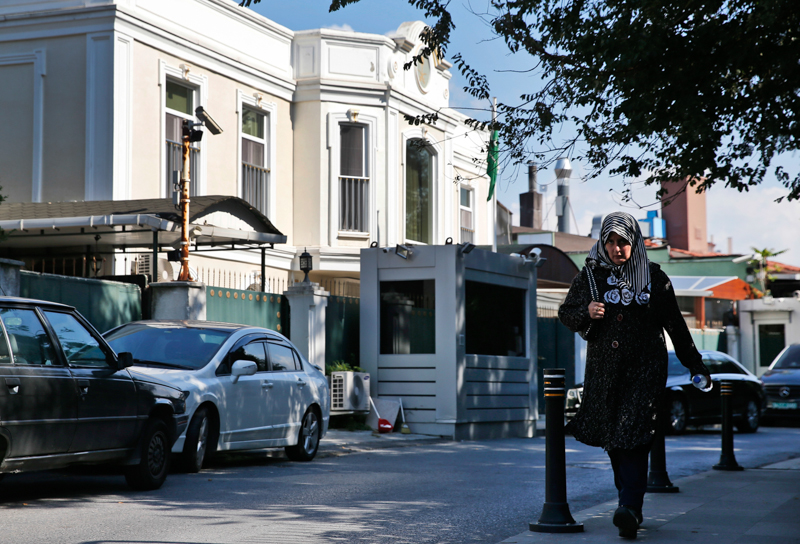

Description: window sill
[338,231,370,240]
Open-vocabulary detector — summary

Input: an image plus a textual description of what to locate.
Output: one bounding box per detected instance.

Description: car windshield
[105,324,231,371]
[771,344,800,369]
[667,352,688,376]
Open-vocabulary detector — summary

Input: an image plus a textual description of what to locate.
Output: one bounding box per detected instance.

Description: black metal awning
[0,196,287,252]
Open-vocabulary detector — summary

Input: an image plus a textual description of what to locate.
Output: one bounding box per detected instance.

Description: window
[44,311,107,367]
[241,107,269,215]
[165,80,200,197]
[339,124,369,232]
[460,187,474,243]
[0,309,57,366]
[268,343,298,371]
[406,139,434,244]
[380,280,436,354]
[465,281,525,356]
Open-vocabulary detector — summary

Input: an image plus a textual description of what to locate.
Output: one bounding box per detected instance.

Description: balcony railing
[339,176,369,232]
[242,162,270,215]
[166,140,199,196]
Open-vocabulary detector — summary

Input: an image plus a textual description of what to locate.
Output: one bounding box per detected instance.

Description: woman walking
[559,212,710,539]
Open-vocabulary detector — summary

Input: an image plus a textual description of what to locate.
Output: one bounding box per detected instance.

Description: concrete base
[150,281,206,320]
[0,258,25,297]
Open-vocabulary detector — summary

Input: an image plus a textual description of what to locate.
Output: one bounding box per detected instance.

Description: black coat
[558,262,707,451]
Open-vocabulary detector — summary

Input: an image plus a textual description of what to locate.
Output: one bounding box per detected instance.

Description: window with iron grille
[460,186,474,244]
[339,124,369,233]
[165,80,199,197]
[241,107,269,215]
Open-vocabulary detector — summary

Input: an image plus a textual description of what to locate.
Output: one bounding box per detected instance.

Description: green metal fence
[19,271,142,334]
[537,316,577,411]
[325,295,360,368]
[690,328,724,351]
[205,286,289,337]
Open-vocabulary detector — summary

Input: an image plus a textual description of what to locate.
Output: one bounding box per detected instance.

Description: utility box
[360,244,540,440]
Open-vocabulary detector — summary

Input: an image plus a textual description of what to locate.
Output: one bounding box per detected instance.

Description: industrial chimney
[519,162,543,229]
[555,157,572,233]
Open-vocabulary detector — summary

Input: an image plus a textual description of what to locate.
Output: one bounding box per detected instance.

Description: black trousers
[607,443,651,510]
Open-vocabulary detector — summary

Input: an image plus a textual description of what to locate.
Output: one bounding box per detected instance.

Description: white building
[0,0,493,289]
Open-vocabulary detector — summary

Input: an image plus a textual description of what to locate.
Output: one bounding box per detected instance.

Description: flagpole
[491,97,497,253]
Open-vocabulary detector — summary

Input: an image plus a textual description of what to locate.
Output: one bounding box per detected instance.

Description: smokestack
[528,163,538,192]
[519,162,543,229]
[555,157,572,234]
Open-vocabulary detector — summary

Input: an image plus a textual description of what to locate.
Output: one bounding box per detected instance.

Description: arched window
[405,139,434,244]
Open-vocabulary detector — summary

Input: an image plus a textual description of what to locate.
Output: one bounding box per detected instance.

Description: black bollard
[713,380,743,471]
[530,369,584,533]
[647,401,679,493]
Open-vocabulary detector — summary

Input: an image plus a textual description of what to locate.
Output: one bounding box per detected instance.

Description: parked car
[760,343,800,421]
[104,320,330,472]
[0,297,188,490]
[565,350,764,434]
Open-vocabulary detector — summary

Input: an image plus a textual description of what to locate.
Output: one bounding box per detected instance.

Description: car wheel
[669,397,687,434]
[736,398,760,433]
[285,407,321,462]
[183,407,215,473]
[125,418,170,490]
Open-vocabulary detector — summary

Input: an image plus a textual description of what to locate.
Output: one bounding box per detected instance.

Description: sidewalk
[501,456,800,543]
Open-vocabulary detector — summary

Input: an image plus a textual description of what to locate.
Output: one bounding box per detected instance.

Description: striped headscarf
[586,212,651,303]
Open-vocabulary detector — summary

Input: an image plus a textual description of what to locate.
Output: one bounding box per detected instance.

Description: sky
[246,0,800,266]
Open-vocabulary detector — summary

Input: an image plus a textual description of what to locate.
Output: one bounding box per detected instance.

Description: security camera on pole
[177,106,223,281]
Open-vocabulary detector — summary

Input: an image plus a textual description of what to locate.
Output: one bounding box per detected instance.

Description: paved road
[1,426,798,544]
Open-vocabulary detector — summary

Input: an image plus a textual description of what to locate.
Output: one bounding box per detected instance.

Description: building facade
[0,0,492,289]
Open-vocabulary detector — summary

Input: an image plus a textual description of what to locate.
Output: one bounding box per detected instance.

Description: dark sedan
[565,350,765,434]
[0,297,189,490]
[760,343,800,421]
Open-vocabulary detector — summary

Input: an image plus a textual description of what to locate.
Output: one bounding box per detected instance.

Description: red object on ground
[378,419,393,433]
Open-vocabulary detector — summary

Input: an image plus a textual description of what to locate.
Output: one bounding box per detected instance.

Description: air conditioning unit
[330,372,370,413]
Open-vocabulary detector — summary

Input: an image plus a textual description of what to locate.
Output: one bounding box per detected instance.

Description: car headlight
[173,390,190,415]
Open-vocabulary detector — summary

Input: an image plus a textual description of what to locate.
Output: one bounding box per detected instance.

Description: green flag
[486,130,499,201]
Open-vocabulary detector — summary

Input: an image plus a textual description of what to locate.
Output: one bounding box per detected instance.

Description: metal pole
[491,98,497,253]
[647,402,679,493]
[178,120,192,281]
[152,230,159,283]
[261,247,266,293]
[530,368,583,533]
[713,380,743,471]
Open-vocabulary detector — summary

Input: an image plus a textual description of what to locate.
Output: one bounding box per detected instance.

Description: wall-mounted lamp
[299,248,313,283]
[395,244,412,260]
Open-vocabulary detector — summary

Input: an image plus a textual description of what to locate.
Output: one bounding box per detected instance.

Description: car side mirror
[117,352,134,370]
[231,360,257,384]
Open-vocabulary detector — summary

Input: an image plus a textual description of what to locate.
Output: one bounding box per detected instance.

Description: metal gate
[205,286,289,337]
[325,295,360,368]
[19,271,142,334]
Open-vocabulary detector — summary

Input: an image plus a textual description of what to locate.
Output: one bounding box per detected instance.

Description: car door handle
[77,379,89,397]
[296,379,307,388]
[262,381,274,390]
[5,378,20,394]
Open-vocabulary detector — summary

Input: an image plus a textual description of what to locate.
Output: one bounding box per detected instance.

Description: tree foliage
[242,0,800,201]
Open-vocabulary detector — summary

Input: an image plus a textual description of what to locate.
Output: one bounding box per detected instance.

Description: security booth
[360,244,541,439]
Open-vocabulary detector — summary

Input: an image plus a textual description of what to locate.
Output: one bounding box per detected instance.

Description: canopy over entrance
[0,196,287,283]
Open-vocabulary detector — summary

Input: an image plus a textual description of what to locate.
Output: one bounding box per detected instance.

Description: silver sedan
[104,320,330,472]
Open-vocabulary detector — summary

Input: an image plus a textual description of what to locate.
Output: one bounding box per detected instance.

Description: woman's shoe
[613,506,639,539]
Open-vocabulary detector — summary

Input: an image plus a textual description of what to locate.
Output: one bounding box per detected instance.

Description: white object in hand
[692,374,713,392]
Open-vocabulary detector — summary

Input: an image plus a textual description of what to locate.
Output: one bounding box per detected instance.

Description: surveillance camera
[531,247,542,257]
[195,106,223,135]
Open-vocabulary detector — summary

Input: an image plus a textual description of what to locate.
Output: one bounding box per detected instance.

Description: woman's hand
[588,301,605,320]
